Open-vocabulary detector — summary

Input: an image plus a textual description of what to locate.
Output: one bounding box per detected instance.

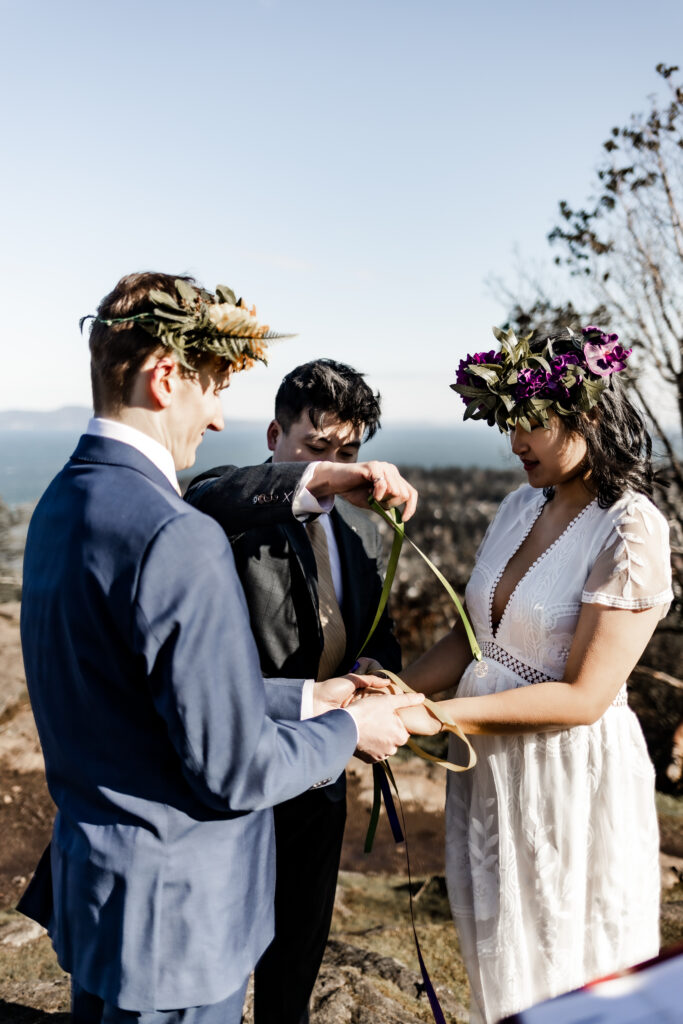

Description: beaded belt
[476,640,628,708]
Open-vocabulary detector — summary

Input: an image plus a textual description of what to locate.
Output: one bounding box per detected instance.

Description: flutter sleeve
[582,494,674,618]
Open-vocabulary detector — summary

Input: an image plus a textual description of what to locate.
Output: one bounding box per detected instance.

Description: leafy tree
[497,66,683,594]
[547,63,683,461]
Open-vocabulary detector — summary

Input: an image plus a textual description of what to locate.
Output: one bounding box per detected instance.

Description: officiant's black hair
[275,359,382,440]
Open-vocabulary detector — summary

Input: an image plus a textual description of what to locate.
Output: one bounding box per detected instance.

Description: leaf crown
[450,325,632,432]
[80,279,294,373]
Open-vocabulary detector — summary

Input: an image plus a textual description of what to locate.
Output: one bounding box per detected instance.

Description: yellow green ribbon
[359,499,482,663]
[373,668,476,772]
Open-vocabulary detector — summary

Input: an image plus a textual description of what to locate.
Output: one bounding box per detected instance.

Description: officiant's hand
[307,461,418,520]
[354,656,385,676]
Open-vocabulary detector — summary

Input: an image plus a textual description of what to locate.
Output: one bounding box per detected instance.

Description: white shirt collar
[85,417,180,494]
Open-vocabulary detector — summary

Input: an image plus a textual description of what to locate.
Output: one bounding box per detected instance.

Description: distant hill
[0,407,93,431]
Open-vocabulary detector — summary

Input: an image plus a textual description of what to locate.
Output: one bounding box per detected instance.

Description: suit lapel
[282,519,324,655]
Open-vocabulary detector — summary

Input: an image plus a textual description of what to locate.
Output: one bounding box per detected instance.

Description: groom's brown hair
[87,272,203,414]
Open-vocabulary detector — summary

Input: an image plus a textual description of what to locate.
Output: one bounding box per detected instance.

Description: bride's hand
[397,703,443,736]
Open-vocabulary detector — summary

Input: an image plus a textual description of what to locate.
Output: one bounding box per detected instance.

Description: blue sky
[1,0,681,425]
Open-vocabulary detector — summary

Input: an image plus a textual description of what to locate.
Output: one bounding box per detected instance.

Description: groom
[18,272,423,1024]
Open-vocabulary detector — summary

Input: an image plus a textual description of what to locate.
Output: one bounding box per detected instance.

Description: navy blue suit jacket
[19,435,357,1011]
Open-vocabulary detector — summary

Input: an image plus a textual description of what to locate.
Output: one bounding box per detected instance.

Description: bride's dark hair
[532,331,656,508]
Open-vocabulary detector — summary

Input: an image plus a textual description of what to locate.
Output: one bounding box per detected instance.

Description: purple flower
[542,372,571,400]
[551,352,580,371]
[455,351,503,405]
[582,326,619,343]
[455,361,470,387]
[514,367,546,399]
[584,338,632,377]
[471,350,502,365]
[515,364,574,402]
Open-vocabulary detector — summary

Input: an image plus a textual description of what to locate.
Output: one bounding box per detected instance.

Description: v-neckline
[489,495,596,639]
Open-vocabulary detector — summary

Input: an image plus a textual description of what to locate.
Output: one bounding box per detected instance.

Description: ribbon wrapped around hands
[370,667,476,773]
[358,497,479,773]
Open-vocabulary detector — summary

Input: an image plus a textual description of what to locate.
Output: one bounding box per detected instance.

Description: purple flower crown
[451,326,632,432]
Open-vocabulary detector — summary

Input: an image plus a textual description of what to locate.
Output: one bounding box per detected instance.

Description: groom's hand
[307,461,418,521]
[312,670,393,715]
[348,691,425,762]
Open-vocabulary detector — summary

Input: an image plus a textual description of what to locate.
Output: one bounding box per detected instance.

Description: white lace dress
[445,485,673,1024]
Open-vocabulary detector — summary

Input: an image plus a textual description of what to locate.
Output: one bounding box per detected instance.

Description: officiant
[186,358,402,1024]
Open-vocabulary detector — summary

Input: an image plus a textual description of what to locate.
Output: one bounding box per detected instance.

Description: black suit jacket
[186,461,401,679]
[186,462,402,797]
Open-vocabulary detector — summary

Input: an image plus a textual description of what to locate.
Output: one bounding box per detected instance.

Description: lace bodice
[464,485,673,684]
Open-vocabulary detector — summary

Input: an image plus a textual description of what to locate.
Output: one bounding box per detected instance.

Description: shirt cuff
[301,680,360,744]
[300,678,316,720]
[292,463,334,520]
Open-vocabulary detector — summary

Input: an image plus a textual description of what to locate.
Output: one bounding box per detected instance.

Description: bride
[395,326,673,1024]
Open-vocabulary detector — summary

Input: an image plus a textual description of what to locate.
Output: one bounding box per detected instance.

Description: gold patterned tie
[307,517,347,681]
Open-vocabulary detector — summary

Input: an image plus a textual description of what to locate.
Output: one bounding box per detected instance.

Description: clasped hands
[313,657,443,763]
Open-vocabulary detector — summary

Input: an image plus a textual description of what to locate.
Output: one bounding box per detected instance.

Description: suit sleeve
[262,677,307,719]
[133,510,356,813]
[184,463,309,536]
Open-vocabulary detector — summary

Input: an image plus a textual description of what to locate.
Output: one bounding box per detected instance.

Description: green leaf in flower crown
[491,325,507,344]
[528,354,551,372]
[576,389,594,412]
[451,383,489,397]
[463,397,486,420]
[215,285,237,305]
[499,406,514,431]
[583,378,606,401]
[503,332,523,363]
[518,409,540,430]
[152,307,190,324]
[175,279,199,307]
[468,365,501,387]
[148,289,182,312]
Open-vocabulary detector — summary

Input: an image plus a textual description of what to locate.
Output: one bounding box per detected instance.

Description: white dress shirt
[86,417,180,492]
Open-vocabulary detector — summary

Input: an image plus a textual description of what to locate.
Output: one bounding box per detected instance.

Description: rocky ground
[1,470,682,1023]
[1,593,683,1023]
